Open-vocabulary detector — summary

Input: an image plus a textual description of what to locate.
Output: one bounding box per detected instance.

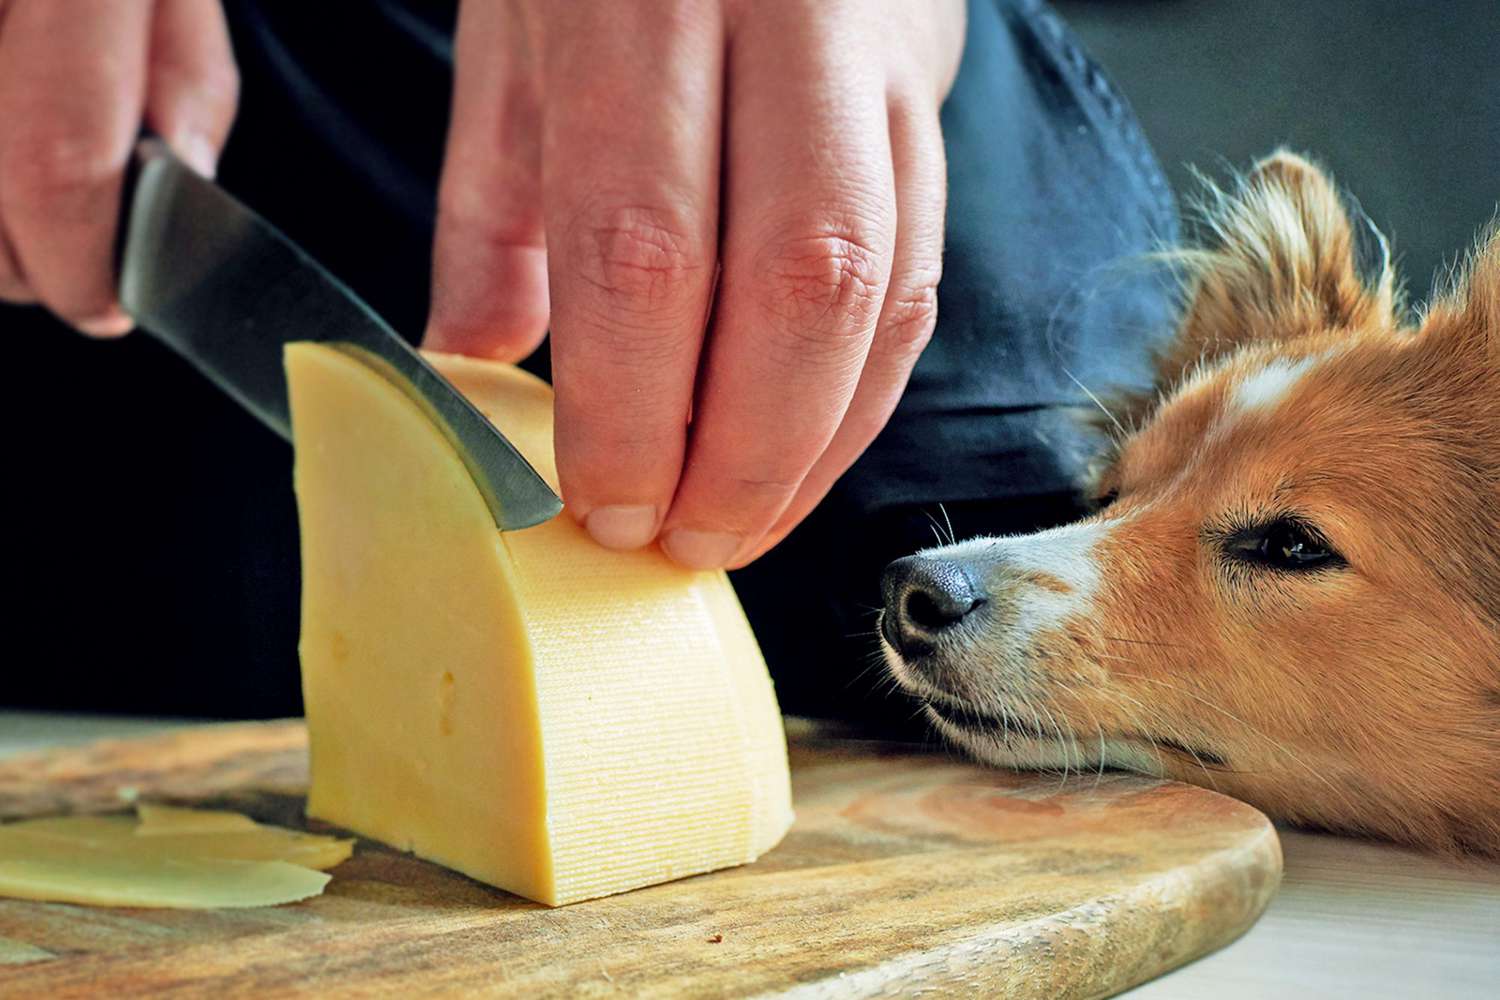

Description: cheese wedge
[285,344,793,906]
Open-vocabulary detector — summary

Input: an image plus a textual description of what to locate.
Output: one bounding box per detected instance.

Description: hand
[426,0,966,569]
[0,0,237,334]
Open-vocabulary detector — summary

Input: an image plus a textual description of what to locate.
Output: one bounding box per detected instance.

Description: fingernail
[176,131,220,179]
[585,505,658,551]
[75,312,134,337]
[662,530,742,570]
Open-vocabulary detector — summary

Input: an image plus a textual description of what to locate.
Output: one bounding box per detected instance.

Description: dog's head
[881,152,1500,854]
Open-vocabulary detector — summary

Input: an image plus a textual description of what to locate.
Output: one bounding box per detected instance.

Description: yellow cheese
[135,803,259,834]
[285,345,793,906]
[0,807,353,908]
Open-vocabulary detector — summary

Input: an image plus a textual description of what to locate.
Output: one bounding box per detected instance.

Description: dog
[879,151,1500,856]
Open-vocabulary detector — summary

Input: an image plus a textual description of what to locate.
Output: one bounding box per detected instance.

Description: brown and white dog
[879,152,1500,855]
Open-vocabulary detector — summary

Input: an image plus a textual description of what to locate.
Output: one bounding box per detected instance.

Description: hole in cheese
[284,345,794,907]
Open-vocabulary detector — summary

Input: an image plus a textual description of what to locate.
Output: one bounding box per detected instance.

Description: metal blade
[118,138,562,531]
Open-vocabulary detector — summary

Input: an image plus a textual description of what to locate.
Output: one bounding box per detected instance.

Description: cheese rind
[286,346,793,906]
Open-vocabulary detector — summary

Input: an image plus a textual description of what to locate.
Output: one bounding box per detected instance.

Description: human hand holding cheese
[0,0,964,571]
[426,0,967,569]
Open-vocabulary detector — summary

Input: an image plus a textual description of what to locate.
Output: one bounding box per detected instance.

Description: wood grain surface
[0,721,1281,999]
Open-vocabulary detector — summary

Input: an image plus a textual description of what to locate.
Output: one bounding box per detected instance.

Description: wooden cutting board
[0,720,1280,999]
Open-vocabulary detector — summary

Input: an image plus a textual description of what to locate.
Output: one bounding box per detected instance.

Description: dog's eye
[1226,518,1344,572]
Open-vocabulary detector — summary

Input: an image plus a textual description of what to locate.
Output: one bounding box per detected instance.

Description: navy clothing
[4,1,1178,729]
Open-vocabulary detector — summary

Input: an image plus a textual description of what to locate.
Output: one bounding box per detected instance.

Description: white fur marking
[931,519,1114,644]
[1231,356,1320,414]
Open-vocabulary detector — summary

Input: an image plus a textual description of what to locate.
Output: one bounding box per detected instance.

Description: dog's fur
[880,152,1500,855]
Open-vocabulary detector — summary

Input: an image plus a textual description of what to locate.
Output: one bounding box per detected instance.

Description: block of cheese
[285,344,793,907]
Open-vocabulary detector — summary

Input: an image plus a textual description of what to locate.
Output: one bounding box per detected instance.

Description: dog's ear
[1107,152,1400,432]
[1178,150,1400,351]
[1417,227,1500,363]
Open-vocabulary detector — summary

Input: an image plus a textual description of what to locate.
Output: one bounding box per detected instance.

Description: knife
[117,137,562,532]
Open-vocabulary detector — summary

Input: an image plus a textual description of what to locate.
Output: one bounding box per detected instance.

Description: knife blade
[117,137,562,532]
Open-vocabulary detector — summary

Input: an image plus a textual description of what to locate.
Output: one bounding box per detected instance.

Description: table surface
[4,711,1497,999]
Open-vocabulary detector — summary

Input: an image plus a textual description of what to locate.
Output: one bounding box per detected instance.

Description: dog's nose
[880,556,985,657]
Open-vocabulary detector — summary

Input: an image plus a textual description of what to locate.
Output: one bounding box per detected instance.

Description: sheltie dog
[880,151,1500,855]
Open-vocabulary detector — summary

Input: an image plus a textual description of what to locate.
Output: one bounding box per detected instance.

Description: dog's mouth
[885,620,1232,770]
[924,695,1230,768]
[923,696,1050,741]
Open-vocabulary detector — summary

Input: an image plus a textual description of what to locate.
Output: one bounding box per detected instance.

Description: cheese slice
[0,806,352,908]
[0,854,329,910]
[135,803,259,835]
[285,345,793,907]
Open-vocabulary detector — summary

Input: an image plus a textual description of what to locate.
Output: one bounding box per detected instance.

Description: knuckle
[436,197,546,256]
[566,200,707,312]
[1,124,119,206]
[558,388,689,449]
[673,476,799,536]
[701,453,811,504]
[880,275,941,350]
[752,223,890,340]
[727,472,803,497]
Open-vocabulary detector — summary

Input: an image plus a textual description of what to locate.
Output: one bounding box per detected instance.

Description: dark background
[5,0,1498,719]
[1056,0,1500,302]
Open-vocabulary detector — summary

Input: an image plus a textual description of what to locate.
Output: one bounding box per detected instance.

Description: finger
[425,0,550,361]
[542,2,724,551]
[738,97,946,565]
[144,0,240,179]
[658,10,897,570]
[0,0,152,335]
[0,1,30,304]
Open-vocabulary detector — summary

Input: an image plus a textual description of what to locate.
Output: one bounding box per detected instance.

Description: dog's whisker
[1102,635,1192,650]
[1093,721,1108,793]
[1059,674,1230,785]
[1049,676,1171,780]
[937,502,956,546]
[842,655,891,692]
[1045,674,1192,780]
[1032,698,1075,787]
[1062,365,1127,441]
